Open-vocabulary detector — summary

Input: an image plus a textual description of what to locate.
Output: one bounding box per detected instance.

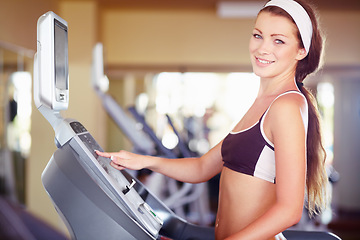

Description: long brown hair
[261,0,328,217]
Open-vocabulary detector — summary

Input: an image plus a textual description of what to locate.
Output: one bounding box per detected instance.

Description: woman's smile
[256,56,275,65]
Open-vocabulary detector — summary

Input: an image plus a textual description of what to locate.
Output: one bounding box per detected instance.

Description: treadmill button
[122,179,136,195]
[70,122,87,133]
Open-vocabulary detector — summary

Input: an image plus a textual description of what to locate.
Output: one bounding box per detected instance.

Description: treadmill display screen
[54,19,68,91]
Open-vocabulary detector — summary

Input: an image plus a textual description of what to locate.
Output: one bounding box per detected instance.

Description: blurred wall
[101,7,360,69]
[0,0,58,50]
[332,72,360,212]
[102,8,254,67]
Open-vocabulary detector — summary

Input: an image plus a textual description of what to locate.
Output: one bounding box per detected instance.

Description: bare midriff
[215,167,277,240]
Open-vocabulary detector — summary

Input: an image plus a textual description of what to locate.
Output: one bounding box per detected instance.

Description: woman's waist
[218,168,276,214]
[220,167,276,197]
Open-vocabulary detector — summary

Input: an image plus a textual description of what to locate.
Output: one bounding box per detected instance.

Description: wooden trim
[106,63,253,78]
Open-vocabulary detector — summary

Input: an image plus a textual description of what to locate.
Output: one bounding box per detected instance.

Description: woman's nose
[257,40,272,55]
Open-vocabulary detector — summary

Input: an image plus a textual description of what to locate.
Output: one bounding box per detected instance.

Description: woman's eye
[253,34,262,39]
[275,39,285,44]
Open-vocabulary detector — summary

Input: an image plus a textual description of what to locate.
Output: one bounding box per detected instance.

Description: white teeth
[257,58,273,64]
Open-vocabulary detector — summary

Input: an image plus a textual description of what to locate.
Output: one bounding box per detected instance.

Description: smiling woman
[97,0,329,239]
[249,11,307,81]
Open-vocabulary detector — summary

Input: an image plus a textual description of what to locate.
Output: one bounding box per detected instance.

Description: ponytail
[298,85,328,217]
[262,0,328,217]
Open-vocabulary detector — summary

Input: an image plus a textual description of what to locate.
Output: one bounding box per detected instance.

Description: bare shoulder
[269,92,307,116]
[265,92,308,135]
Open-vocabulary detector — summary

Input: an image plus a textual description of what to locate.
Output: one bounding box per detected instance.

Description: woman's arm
[226,94,307,239]
[96,140,224,184]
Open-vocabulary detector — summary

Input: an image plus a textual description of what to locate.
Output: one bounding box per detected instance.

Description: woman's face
[249,11,306,79]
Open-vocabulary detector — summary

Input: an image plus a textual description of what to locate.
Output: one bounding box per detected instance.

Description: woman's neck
[257,74,297,98]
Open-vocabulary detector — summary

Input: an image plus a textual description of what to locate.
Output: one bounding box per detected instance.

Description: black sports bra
[221,91,308,183]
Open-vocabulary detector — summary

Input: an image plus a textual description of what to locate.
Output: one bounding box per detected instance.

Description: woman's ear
[296,48,307,61]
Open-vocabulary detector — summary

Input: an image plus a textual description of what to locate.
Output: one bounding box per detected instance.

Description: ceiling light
[217,1,264,18]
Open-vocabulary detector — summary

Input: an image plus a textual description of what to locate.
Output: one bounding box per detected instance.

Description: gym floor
[328,210,360,240]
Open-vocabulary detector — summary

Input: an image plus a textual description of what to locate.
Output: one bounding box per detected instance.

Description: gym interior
[0,0,359,239]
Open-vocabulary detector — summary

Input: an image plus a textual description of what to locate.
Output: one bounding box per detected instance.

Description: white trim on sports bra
[260,90,309,148]
[230,120,259,134]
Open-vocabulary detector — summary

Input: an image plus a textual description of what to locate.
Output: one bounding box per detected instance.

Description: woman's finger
[110,161,125,170]
[95,150,121,159]
[95,150,111,158]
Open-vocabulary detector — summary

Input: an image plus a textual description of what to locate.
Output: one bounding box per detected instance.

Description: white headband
[264,0,313,55]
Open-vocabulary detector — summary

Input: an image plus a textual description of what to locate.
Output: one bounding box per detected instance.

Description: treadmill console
[67,120,163,237]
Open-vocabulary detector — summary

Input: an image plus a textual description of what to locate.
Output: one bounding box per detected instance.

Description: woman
[97,0,328,239]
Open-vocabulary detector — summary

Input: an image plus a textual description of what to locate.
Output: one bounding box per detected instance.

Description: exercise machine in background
[127,106,212,225]
[91,43,155,156]
[91,43,212,225]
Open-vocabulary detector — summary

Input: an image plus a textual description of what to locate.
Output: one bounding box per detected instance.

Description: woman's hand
[95,150,147,171]
[95,140,223,183]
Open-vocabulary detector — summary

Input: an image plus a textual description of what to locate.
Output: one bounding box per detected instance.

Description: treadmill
[34,11,214,240]
[33,11,341,240]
